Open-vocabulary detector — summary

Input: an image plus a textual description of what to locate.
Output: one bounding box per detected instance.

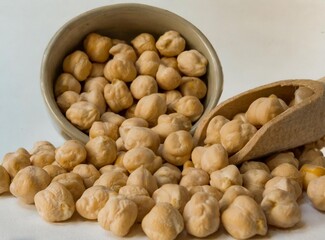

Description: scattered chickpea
[103,58,137,82]
[153,163,182,187]
[0,166,10,194]
[177,49,208,77]
[63,50,92,81]
[54,73,81,97]
[83,32,112,63]
[43,165,67,179]
[135,50,160,77]
[156,30,185,57]
[94,170,128,192]
[264,176,302,200]
[2,147,31,178]
[219,185,253,212]
[210,164,243,193]
[30,141,56,168]
[300,164,325,190]
[131,33,157,55]
[72,164,101,188]
[271,163,302,186]
[130,75,158,100]
[298,147,325,167]
[307,175,325,211]
[56,91,80,113]
[265,151,299,170]
[239,160,270,174]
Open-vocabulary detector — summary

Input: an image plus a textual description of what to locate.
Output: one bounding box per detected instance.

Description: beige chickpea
[191,146,205,169]
[219,185,253,212]
[151,113,192,141]
[298,147,325,167]
[300,164,325,190]
[55,140,87,171]
[123,147,162,174]
[156,30,185,57]
[89,121,119,140]
[79,89,106,114]
[161,130,193,166]
[183,192,220,238]
[114,151,126,168]
[271,163,302,186]
[142,202,184,240]
[56,91,80,113]
[264,176,302,200]
[165,90,182,112]
[130,75,158,99]
[127,165,158,196]
[89,63,105,77]
[233,112,249,122]
[153,163,182,187]
[30,141,56,168]
[183,161,194,169]
[63,50,92,81]
[307,175,325,211]
[10,166,51,204]
[72,164,100,188]
[100,164,128,176]
[85,136,117,168]
[43,165,67,179]
[160,57,179,71]
[239,160,270,174]
[83,77,108,93]
[116,138,126,152]
[109,43,137,63]
[76,185,116,220]
[94,170,128,192]
[0,166,10,194]
[221,195,267,239]
[135,50,160,77]
[246,94,288,127]
[156,64,182,90]
[54,73,81,97]
[34,182,75,222]
[188,185,223,201]
[101,111,125,127]
[204,115,229,145]
[122,126,160,153]
[170,96,204,122]
[124,103,137,119]
[103,58,137,82]
[103,80,134,113]
[2,148,31,178]
[83,32,112,63]
[265,151,299,170]
[201,144,229,174]
[66,101,100,130]
[131,33,157,55]
[134,93,167,126]
[261,189,301,228]
[177,49,208,77]
[219,119,257,154]
[290,86,314,106]
[210,165,243,193]
[153,183,190,213]
[52,172,85,201]
[179,76,207,99]
[180,167,210,189]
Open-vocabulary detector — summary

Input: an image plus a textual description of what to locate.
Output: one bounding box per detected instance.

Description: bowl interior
[41,3,223,143]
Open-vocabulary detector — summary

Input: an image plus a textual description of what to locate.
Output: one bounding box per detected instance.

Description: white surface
[1,0,325,239]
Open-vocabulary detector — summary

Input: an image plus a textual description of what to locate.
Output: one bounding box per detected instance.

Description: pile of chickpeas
[1,30,325,240]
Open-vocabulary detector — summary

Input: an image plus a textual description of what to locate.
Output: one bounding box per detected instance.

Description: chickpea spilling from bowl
[56,31,208,135]
[2,81,325,240]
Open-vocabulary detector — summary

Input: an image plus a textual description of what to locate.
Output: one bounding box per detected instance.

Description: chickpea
[307,175,325,211]
[177,49,208,77]
[109,43,137,62]
[134,93,167,126]
[0,166,10,194]
[156,30,185,57]
[55,140,87,171]
[34,182,75,222]
[114,151,126,168]
[271,163,302,186]
[89,63,105,77]
[76,185,116,220]
[54,73,81,97]
[170,96,204,122]
[210,165,243,193]
[239,160,270,174]
[188,185,223,201]
[30,141,56,168]
[290,86,314,106]
[52,172,85,201]
[191,146,205,169]
[131,33,157,55]
[130,75,158,100]
[160,57,179,71]
[126,165,158,196]
[153,163,182,187]
[56,91,80,113]
[2,148,31,178]
[183,192,220,238]
[180,167,210,189]
[10,166,51,204]
[265,151,299,170]
[179,76,207,99]
[103,80,134,113]
[83,32,112,63]
[245,94,288,127]
[204,115,229,145]
[89,121,119,140]
[152,183,190,213]
[123,147,162,174]
[124,103,137,119]
[298,147,325,167]
[142,202,184,240]
[135,51,160,77]
[98,195,138,237]
[63,50,92,81]
[72,164,100,188]
[165,90,182,112]
[219,185,253,212]
[43,165,67,179]
[161,130,194,166]
[103,58,137,82]
[264,176,302,200]
[261,189,301,228]
[94,170,128,192]
[221,195,267,239]
[100,111,125,127]
[201,144,229,174]
[300,164,325,190]
[156,64,182,90]
[116,138,126,152]
[219,119,257,154]
[100,164,128,176]
[79,89,106,114]
[66,101,100,130]
[233,112,249,122]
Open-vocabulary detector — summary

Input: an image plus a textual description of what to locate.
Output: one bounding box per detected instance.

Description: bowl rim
[40,3,223,143]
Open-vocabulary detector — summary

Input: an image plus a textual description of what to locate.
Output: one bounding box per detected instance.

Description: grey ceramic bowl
[41,3,223,143]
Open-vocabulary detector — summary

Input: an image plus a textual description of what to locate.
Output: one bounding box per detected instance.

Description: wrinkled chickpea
[156,64,182,90]
[56,91,80,113]
[83,32,112,63]
[219,185,253,212]
[94,170,128,192]
[188,185,223,201]
[52,172,85,201]
[160,57,179,71]
[298,147,325,167]
[165,90,182,112]
[2,147,31,178]
[100,164,128,176]
[200,144,229,174]
[239,160,270,173]
[265,151,299,170]
[271,163,302,186]
[89,63,105,77]
[135,50,160,77]
[100,111,125,127]
[130,75,158,100]
[180,167,210,189]
[131,33,157,55]
[177,49,208,77]
[204,115,229,145]
[79,89,106,114]
[153,163,182,187]
[103,58,137,82]
[83,77,108,93]
[210,165,243,193]
[300,164,325,190]
[170,95,204,122]
[0,166,10,194]
[30,141,56,168]
[179,76,207,99]
[264,176,302,200]
[63,50,92,81]
[43,165,67,179]
[72,164,100,188]
[109,43,137,62]
[89,121,119,140]
[54,73,81,97]
[307,175,325,211]
[156,30,185,57]
[289,86,314,106]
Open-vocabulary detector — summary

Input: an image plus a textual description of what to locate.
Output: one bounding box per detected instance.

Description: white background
[0,0,325,239]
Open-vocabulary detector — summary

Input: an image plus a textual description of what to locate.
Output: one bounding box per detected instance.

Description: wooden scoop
[194,79,325,165]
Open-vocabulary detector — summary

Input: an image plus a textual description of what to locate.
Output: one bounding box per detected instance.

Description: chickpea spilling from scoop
[2,30,325,240]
